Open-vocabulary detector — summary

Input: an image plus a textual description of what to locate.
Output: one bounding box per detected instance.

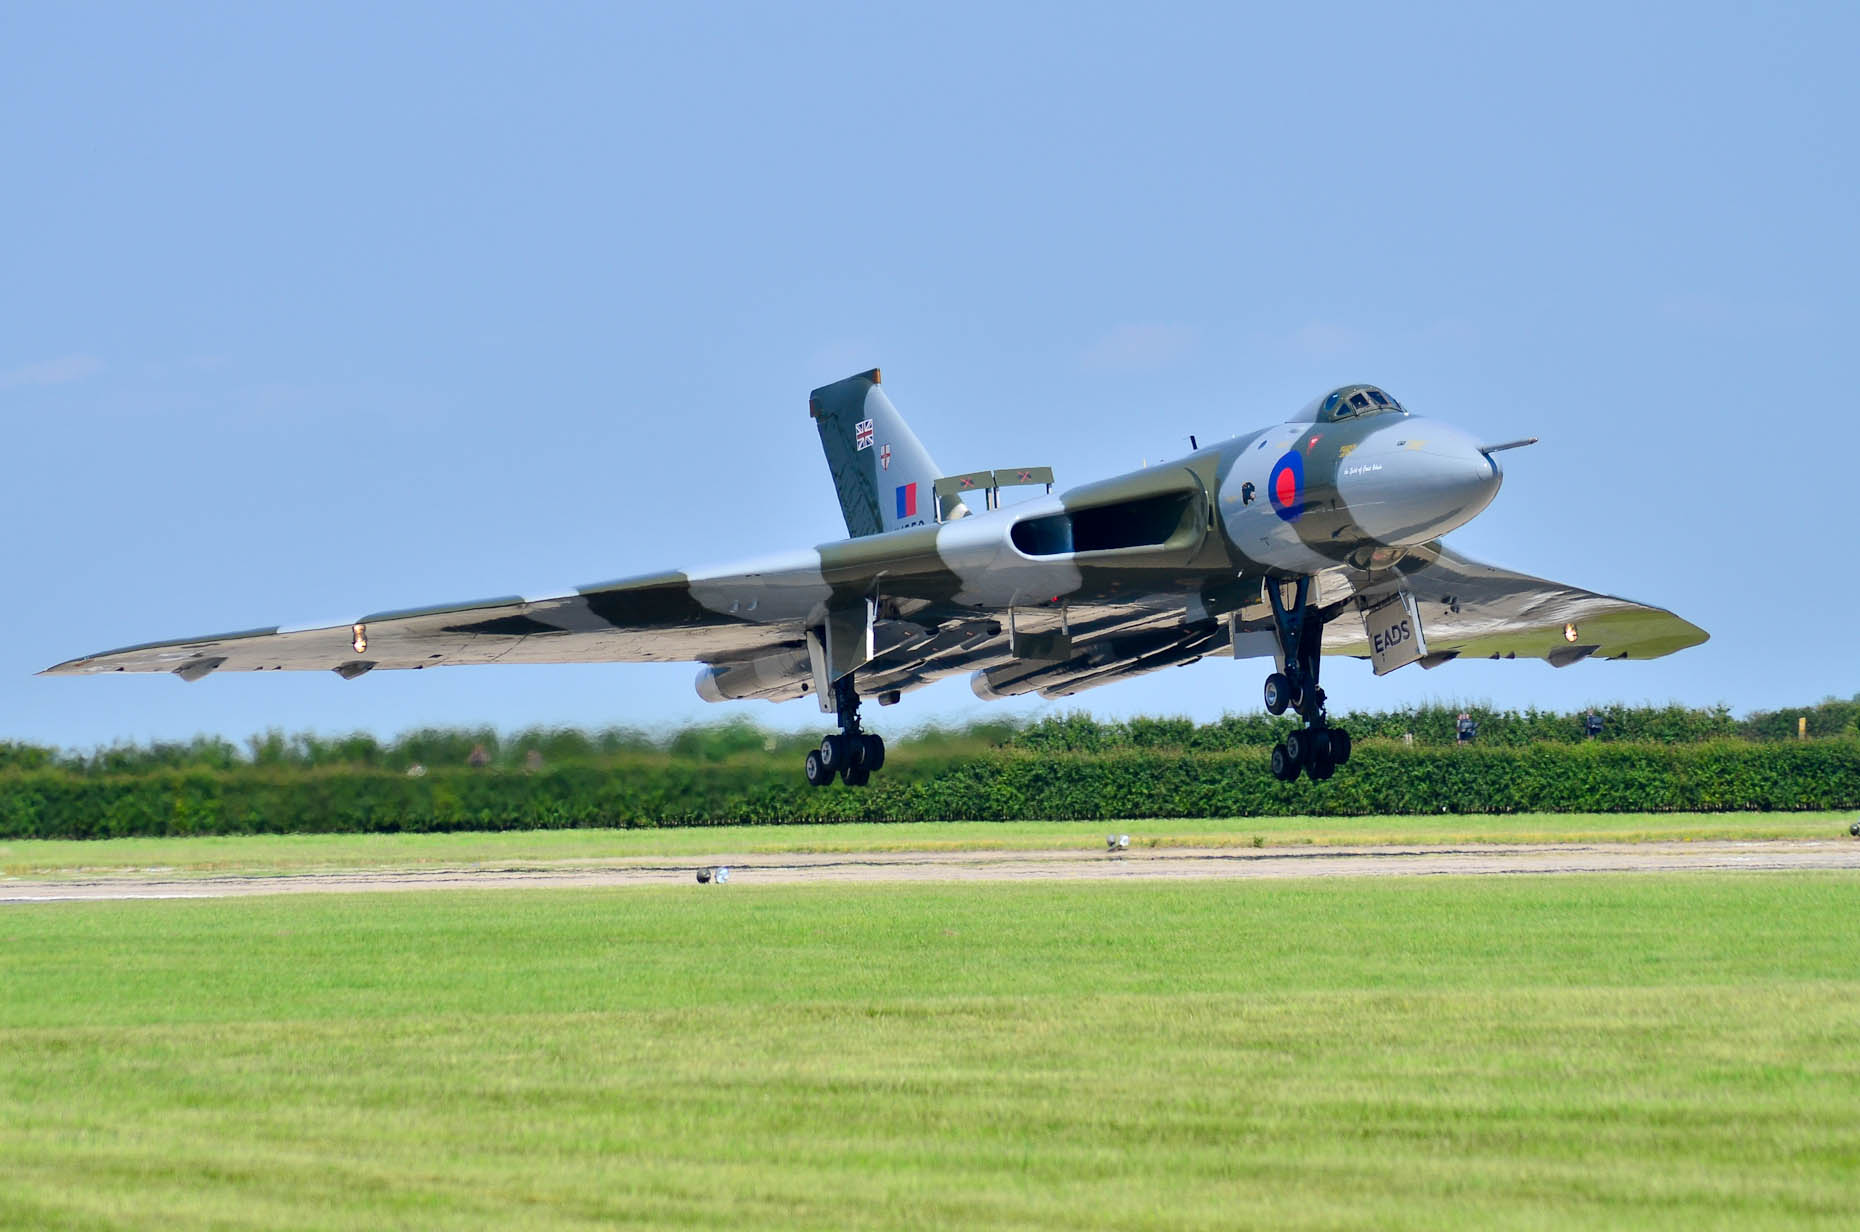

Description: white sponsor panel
[1361,591,1427,676]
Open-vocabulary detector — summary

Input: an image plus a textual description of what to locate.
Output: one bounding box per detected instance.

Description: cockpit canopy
[1291,384,1407,424]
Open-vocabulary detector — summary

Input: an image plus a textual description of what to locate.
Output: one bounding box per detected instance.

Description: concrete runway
[6,839,1860,902]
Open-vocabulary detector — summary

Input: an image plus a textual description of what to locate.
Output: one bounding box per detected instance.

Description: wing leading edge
[1317,543,1708,665]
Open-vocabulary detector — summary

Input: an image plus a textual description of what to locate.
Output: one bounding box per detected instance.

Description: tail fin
[809,369,965,537]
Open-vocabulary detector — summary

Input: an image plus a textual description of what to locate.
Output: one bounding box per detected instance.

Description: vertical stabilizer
[809,369,965,537]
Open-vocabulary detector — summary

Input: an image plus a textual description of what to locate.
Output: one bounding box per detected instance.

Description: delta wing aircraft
[45,370,1706,785]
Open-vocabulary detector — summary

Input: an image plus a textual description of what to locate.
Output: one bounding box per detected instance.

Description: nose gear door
[1358,591,1428,676]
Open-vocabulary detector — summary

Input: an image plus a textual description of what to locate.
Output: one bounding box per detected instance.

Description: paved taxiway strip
[5,840,1859,902]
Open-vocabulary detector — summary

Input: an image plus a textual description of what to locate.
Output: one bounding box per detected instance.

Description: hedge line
[2,741,1856,839]
[9,700,1859,780]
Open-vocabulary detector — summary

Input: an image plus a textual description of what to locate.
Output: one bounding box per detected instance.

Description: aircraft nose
[1412,428,1502,528]
[1339,420,1502,546]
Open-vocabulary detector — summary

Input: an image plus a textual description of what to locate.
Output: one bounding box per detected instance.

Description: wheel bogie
[813,675,888,788]
[806,729,887,787]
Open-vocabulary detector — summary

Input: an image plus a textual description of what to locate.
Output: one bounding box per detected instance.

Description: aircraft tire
[803,749,833,788]
[819,734,850,771]
[1331,728,1352,766]
[1270,743,1298,782]
[1285,728,1309,767]
[842,765,870,788]
[1263,673,1292,716]
[1308,750,1335,782]
[860,733,886,772]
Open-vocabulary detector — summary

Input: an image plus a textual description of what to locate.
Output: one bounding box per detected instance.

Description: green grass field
[4,811,1856,879]
[5,874,1859,1228]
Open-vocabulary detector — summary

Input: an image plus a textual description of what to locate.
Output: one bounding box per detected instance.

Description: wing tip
[1660,614,1710,655]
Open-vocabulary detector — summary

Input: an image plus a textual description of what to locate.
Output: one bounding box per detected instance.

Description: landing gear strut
[1261,577,1352,783]
[803,675,887,788]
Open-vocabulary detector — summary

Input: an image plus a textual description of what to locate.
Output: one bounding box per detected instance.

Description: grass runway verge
[4,874,1859,1228]
[3,811,1856,879]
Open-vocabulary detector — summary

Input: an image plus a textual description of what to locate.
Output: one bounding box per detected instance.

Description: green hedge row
[2,741,1856,840]
[1009,700,1860,751]
[9,699,1859,780]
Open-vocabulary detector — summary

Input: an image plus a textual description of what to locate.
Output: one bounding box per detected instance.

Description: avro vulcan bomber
[45,370,1707,786]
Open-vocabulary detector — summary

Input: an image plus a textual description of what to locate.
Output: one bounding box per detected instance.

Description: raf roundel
[1268,450,1304,523]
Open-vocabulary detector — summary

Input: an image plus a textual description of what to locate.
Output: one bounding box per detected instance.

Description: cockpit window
[1295,385,1407,423]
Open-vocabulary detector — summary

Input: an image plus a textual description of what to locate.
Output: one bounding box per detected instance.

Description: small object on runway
[1106,834,1130,853]
[696,868,712,883]
[1850,821,1859,838]
[715,866,731,883]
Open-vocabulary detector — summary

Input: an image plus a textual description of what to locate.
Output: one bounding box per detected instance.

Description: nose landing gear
[803,675,887,788]
[1261,576,1352,783]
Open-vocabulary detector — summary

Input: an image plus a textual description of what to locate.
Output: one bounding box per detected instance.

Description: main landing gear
[803,675,887,788]
[1260,576,1352,783]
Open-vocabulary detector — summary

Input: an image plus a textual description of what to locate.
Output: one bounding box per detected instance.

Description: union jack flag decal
[854,419,874,450]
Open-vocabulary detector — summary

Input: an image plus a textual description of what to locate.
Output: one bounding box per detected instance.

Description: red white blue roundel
[1268,451,1303,522]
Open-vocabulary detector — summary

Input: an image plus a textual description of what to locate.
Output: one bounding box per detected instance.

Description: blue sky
[5,2,1856,751]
